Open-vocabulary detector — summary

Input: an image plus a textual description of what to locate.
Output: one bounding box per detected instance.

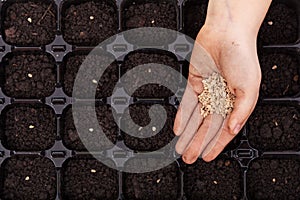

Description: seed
[272,178,276,183]
[213,180,218,185]
[92,79,98,84]
[152,126,156,132]
[224,160,231,166]
[27,17,32,23]
[151,20,155,24]
[25,176,30,181]
[90,16,94,20]
[89,128,94,132]
[148,68,152,73]
[274,121,278,126]
[91,169,96,173]
[268,21,273,25]
[29,125,35,129]
[156,179,161,183]
[138,127,143,131]
[293,75,299,82]
[272,65,277,70]
[28,73,33,78]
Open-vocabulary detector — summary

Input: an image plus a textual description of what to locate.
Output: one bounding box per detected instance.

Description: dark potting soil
[3,52,56,98]
[248,105,300,151]
[183,0,208,39]
[122,104,176,151]
[63,105,118,151]
[258,2,298,45]
[124,160,179,200]
[62,157,118,200]
[62,1,118,46]
[3,1,56,46]
[2,105,56,151]
[247,159,300,200]
[122,51,180,98]
[63,53,119,98]
[123,1,177,45]
[0,156,56,200]
[259,52,300,98]
[183,158,242,200]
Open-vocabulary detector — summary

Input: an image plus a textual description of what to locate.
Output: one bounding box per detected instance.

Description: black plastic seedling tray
[0,0,299,199]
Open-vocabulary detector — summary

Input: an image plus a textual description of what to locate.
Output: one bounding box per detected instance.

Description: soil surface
[2,105,56,151]
[3,1,56,46]
[259,52,300,98]
[3,52,56,98]
[258,2,298,45]
[183,0,208,39]
[62,1,118,46]
[122,104,176,151]
[123,51,180,98]
[123,1,177,45]
[1,156,56,200]
[63,105,118,151]
[62,157,118,200]
[63,53,119,98]
[124,160,179,200]
[247,159,300,200]
[248,105,300,151]
[184,158,242,200]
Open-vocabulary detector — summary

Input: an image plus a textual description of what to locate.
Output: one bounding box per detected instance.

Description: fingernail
[232,124,241,135]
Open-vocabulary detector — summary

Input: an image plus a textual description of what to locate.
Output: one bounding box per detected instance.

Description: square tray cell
[1,104,56,151]
[124,159,180,200]
[183,0,208,39]
[62,52,119,98]
[0,156,56,200]
[63,105,118,151]
[258,2,298,45]
[62,0,118,46]
[248,105,300,151]
[2,0,56,46]
[259,51,300,98]
[122,50,180,98]
[183,158,242,200]
[2,52,56,99]
[122,104,176,151]
[122,0,178,45]
[247,159,300,200]
[62,157,118,200]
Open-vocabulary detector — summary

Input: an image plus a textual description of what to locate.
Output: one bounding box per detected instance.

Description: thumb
[228,88,259,135]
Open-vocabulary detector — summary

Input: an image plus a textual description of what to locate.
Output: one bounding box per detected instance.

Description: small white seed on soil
[25,176,30,181]
[151,20,155,24]
[156,179,161,183]
[272,178,276,183]
[148,68,151,73]
[272,65,278,70]
[90,16,94,20]
[274,121,278,126]
[28,73,33,78]
[268,21,273,25]
[92,79,98,84]
[29,125,35,129]
[89,128,94,132]
[91,169,96,173]
[152,126,156,132]
[213,180,218,185]
[27,17,32,23]
[138,127,143,131]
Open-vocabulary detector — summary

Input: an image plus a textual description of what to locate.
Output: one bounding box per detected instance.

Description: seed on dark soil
[62,1,118,46]
[258,2,298,45]
[122,104,176,151]
[0,156,56,200]
[124,159,179,200]
[3,52,56,98]
[63,53,119,98]
[248,105,300,151]
[63,105,118,151]
[62,157,118,200]
[1,105,56,151]
[3,1,56,46]
[248,159,300,200]
[184,158,242,200]
[122,51,180,98]
[259,52,300,98]
[183,0,208,39]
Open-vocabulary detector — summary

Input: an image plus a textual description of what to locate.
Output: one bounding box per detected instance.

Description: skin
[174,0,272,164]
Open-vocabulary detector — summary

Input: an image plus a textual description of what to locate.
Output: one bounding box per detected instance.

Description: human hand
[173,25,261,164]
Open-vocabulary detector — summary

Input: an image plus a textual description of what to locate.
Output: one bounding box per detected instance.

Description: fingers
[173,81,198,136]
[182,114,224,164]
[175,104,203,154]
[227,88,258,135]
